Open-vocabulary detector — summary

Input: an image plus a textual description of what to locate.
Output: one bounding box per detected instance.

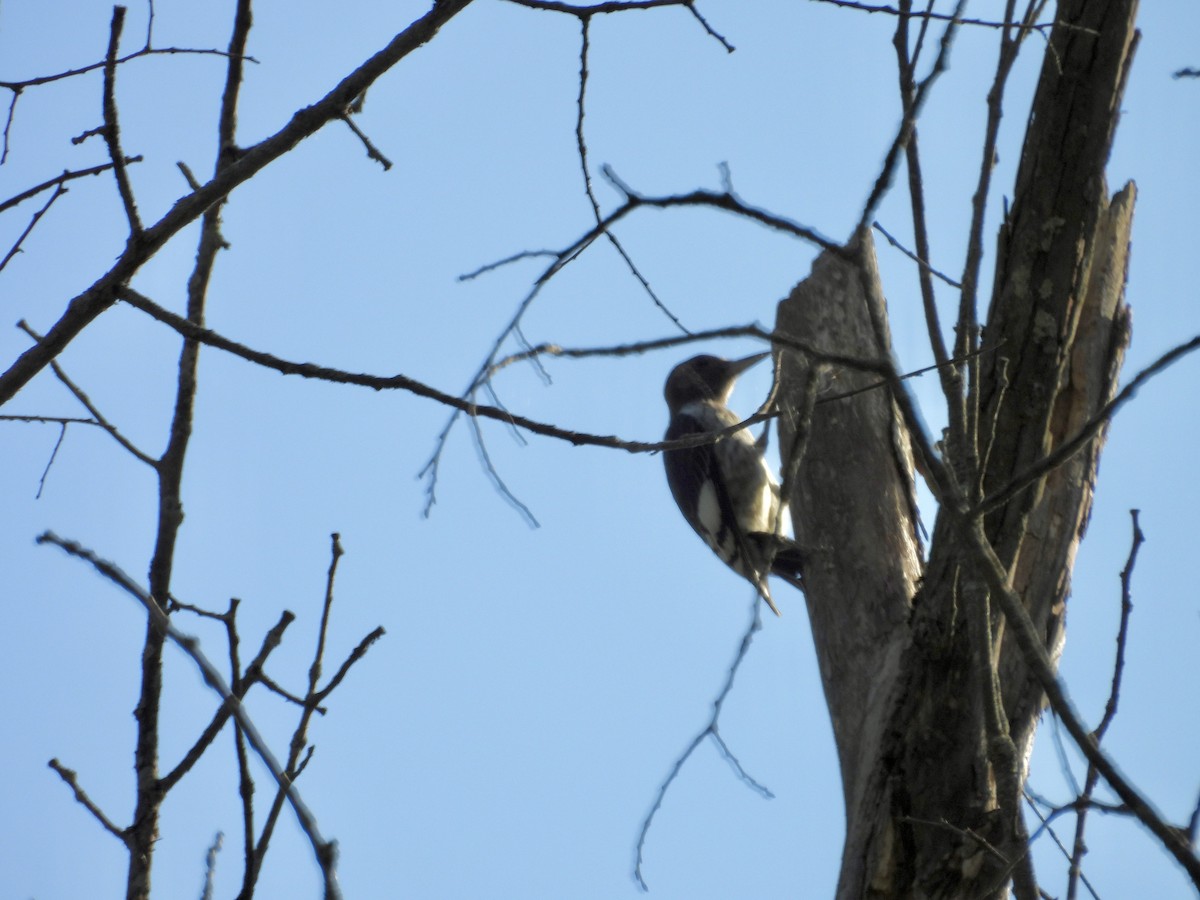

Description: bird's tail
[755,582,783,617]
[745,534,805,614]
[746,534,804,590]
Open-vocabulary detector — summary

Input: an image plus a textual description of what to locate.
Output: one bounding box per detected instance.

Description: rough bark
[775,237,920,832]
[773,1,1138,896]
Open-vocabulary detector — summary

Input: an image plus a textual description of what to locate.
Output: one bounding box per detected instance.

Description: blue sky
[1,1,1198,898]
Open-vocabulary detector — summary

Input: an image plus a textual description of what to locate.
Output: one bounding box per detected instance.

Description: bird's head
[663,352,769,411]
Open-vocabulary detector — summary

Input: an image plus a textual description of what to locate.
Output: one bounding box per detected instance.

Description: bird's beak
[728,351,770,376]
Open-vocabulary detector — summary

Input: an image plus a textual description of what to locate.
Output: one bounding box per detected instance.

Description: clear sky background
[1,2,1198,898]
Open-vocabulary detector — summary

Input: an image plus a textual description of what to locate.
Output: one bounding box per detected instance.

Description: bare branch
[248,534,380,899]
[1066,509,1143,900]
[812,0,1061,32]
[608,174,839,250]
[899,816,1010,867]
[957,516,1200,887]
[872,220,960,288]
[167,595,231,620]
[1099,510,1142,739]
[101,7,143,236]
[955,0,1048,412]
[1,87,19,164]
[458,249,559,280]
[634,596,772,891]
[0,47,256,92]
[0,0,477,408]
[468,408,541,526]
[307,533,344,697]
[573,20,689,332]
[119,286,927,464]
[857,0,967,234]
[338,112,393,170]
[685,3,735,51]
[0,414,99,426]
[258,672,318,710]
[0,184,67,273]
[34,422,68,499]
[978,333,1200,516]
[313,626,387,705]
[505,0,697,15]
[421,175,837,512]
[17,320,157,466]
[505,0,737,51]
[890,2,967,468]
[1023,795,1103,900]
[200,832,223,900]
[47,758,131,846]
[37,532,343,900]
[158,609,296,794]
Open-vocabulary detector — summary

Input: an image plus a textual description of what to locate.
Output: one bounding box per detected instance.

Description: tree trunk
[774,1,1137,896]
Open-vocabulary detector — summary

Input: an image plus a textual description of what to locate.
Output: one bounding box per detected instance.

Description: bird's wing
[664,410,736,551]
[664,410,782,615]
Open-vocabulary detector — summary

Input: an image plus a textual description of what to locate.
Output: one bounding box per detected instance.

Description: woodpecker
[663,353,805,616]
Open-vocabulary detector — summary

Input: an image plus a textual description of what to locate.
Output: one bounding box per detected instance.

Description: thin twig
[1,87,20,164]
[17,320,157,466]
[872,220,961,288]
[955,0,1029,369]
[573,20,689,333]
[505,0,701,17]
[468,409,541,527]
[426,166,830,513]
[308,534,344,696]
[258,673,319,710]
[250,535,380,898]
[313,626,387,705]
[0,158,140,217]
[634,598,771,890]
[811,0,1061,32]
[890,0,970,488]
[0,47,256,92]
[118,286,904,458]
[0,183,67,273]
[0,0,478,409]
[1099,510,1142,738]
[214,594,256,886]
[1066,510,1143,900]
[143,0,156,49]
[857,0,968,234]
[101,7,143,235]
[458,249,559,280]
[35,422,68,498]
[48,759,131,846]
[899,816,1009,866]
[684,3,734,51]
[1023,794,1103,900]
[1026,790,1129,826]
[0,414,99,426]
[958,517,1200,887]
[168,595,230,620]
[339,112,393,170]
[37,532,343,899]
[158,610,295,794]
[200,832,223,900]
[978,334,1200,516]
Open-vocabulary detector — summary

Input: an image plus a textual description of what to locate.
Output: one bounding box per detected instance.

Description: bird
[662,352,805,616]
